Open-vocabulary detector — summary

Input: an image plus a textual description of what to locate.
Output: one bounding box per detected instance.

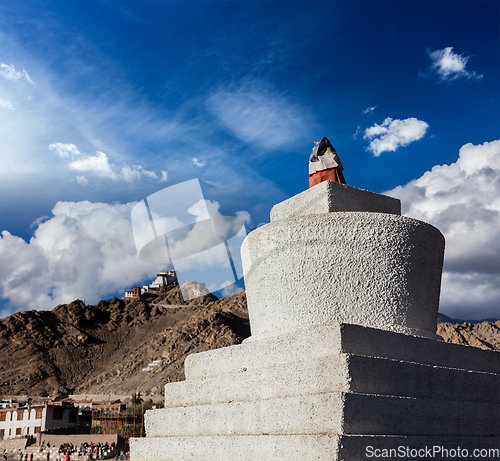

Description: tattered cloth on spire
[309,137,344,173]
[308,137,346,187]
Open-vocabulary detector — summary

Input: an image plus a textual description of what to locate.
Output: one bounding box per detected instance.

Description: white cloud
[191,157,206,167]
[49,143,158,182]
[0,63,33,84]
[206,82,308,151]
[69,151,117,179]
[363,106,377,114]
[364,117,429,156]
[187,199,221,222]
[121,165,141,182]
[30,216,49,229]
[49,143,84,159]
[121,165,157,182]
[0,99,14,109]
[0,200,163,313]
[142,169,157,178]
[235,210,252,227]
[386,140,500,320]
[160,170,168,182]
[76,175,89,186]
[426,47,483,82]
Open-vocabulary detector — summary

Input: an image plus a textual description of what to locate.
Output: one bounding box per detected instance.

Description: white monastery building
[124,271,178,299]
[149,271,178,289]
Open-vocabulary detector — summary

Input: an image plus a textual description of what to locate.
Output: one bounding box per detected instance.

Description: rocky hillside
[0,286,249,398]
[0,288,498,400]
[437,320,500,351]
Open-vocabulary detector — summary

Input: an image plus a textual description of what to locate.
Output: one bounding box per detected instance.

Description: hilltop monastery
[123,271,178,299]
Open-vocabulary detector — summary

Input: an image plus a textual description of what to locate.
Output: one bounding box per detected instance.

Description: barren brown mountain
[0,286,249,399]
[0,287,498,400]
[437,320,500,351]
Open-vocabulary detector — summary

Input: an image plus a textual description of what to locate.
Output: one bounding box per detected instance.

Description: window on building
[15,428,22,436]
[35,410,43,419]
[53,407,64,420]
[17,411,23,421]
[0,429,4,438]
[34,426,41,434]
[0,412,6,422]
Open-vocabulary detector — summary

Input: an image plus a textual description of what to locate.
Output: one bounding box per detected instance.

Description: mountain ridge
[0,286,249,398]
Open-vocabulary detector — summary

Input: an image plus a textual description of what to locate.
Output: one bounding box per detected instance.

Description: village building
[124,287,143,298]
[0,402,83,440]
[77,402,126,418]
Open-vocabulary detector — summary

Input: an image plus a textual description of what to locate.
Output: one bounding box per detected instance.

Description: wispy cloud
[0,63,33,84]
[386,139,500,320]
[364,117,429,156]
[0,21,289,236]
[235,210,252,227]
[424,47,483,82]
[0,31,197,192]
[50,143,157,182]
[191,157,206,167]
[121,165,157,182]
[206,81,310,151]
[363,106,377,114]
[0,99,14,109]
[76,176,89,186]
[49,143,81,159]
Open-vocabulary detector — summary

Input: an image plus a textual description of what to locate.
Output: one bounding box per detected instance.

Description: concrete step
[147,392,500,438]
[130,434,500,461]
[185,323,500,380]
[167,353,499,408]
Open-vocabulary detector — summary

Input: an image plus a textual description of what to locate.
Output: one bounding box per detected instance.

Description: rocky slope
[0,286,249,398]
[0,287,498,400]
[437,320,500,351]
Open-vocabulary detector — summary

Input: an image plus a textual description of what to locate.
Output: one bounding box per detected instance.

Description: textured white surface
[270,181,401,221]
[130,434,343,461]
[130,435,500,461]
[167,353,499,408]
[185,323,500,380]
[242,212,444,340]
[146,392,499,437]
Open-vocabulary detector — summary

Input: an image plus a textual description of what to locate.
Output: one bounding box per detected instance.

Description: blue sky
[0,1,498,320]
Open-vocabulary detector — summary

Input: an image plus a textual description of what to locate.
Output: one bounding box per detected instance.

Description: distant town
[0,395,155,459]
[0,271,180,460]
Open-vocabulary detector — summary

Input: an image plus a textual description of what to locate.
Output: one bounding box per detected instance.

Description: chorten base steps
[130,323,500,461]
